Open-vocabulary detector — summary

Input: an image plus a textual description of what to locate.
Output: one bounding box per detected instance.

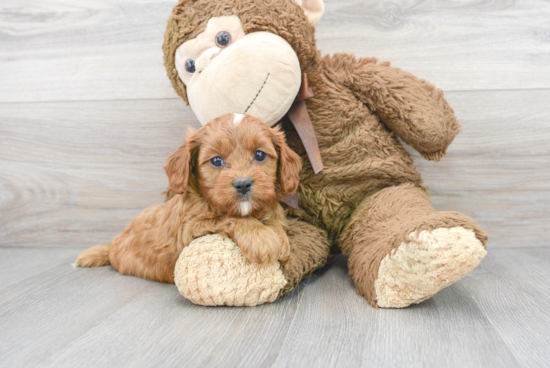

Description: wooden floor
[2,0,550,367]
[0,247,549,368]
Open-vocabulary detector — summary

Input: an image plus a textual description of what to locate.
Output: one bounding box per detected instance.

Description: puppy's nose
[233,178,253,196]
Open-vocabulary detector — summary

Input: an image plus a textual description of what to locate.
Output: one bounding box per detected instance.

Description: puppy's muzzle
[233,178,253,196]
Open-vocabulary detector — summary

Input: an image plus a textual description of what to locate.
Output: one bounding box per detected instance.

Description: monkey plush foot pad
[175,234,287,306]
[374,227,486,308]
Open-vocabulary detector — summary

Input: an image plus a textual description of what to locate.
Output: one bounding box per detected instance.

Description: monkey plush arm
[330,54,460,161]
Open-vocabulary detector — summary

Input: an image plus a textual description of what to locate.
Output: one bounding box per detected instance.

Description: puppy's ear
[164,129,199,194]
[271,127,302,195]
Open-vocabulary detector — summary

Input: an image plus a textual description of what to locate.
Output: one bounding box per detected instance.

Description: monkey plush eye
[185,59,196,74]
[215,31,232,48]
[210,156,224,167]
[254,150,267,162]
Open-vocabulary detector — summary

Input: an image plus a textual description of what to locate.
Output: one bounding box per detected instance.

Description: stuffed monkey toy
[163,0,488,307]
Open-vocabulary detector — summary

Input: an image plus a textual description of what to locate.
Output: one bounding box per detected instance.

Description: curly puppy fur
[163,0,488,307]
[75,113,302,282]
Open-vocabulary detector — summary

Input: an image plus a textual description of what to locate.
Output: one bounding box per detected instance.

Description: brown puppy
[75,113,302,283]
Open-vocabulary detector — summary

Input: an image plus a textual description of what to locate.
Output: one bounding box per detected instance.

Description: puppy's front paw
[235,226,283,265]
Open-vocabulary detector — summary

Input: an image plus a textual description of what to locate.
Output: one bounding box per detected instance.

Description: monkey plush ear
[164,130,199,194]
[294,0,325,26]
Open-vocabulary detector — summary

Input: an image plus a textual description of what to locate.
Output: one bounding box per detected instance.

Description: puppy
[75,113,302,283]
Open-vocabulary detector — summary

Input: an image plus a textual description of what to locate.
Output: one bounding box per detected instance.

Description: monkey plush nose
[233,178,253,196]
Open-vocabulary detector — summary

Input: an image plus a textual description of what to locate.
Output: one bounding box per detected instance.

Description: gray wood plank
[5,248,549,368]
[319,0,550,92]
[0,99,199,248]
[1,89,548,248]
[413,89,550,248]
[0,247,79,289]
[2,0,550,103]
[0,262,158,368]
[460,248,550,368]
[35,282,305,368]
[0,0,176,103]
[271,256,521,368]
[414,90,550,193]
[0,248,305,368]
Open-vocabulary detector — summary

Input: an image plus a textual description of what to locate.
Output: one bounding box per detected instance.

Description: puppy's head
[165,113,301,217]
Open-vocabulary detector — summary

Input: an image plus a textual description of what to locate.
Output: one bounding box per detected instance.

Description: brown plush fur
[163,0,488,306]
[279,218,334,296]
[75,114,303,281]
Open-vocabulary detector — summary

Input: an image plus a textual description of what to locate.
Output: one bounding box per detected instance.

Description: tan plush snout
[187,32,302,126]
[194,47,221,74]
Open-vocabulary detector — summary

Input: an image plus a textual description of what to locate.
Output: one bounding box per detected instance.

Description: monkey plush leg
[339,183,488,308]
[278,219,333,297]
[174,219,331,306]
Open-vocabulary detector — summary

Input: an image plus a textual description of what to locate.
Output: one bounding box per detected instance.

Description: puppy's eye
[210,156,224,167]
[215,31,231,48]
[254,150,267,162]
[185,59,196,74]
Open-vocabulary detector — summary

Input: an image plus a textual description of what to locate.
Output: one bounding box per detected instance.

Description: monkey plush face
[163,0,324,127]
[175,16,301,127]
